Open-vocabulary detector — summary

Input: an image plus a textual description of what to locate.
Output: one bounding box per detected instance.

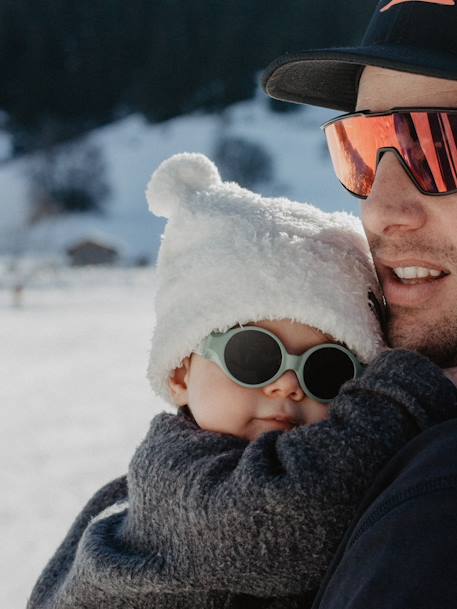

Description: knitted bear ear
[146,153,222,219]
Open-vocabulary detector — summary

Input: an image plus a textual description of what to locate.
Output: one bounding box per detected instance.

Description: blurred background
[1,1,378,607]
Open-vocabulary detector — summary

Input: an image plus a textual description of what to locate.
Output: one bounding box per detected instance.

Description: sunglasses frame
[321,107,457,199]
[197,326,364,404]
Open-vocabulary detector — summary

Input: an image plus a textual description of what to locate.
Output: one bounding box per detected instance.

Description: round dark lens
[303,347,355,400]
[224,330,282,385]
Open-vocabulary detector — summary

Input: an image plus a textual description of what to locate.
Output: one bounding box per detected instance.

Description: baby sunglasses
[196,326,364,404]
[322,108,457,198]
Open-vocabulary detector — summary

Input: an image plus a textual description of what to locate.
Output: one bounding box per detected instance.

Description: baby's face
[169,319,332,441]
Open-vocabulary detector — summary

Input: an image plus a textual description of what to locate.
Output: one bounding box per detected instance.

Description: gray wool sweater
[27,350,457,609]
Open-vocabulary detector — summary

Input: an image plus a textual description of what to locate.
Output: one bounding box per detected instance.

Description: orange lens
[323,111,457,198]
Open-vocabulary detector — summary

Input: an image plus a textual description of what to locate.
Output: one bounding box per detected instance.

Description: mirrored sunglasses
[322,108,457,198]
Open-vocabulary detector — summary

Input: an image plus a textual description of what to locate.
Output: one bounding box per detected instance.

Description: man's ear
[168,356,191,406]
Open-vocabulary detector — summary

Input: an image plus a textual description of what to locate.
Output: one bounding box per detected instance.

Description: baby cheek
[188,368,258,437]
[303,401,330,425]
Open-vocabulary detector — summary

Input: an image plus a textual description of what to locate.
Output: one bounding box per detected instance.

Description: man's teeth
[393,266,443,280]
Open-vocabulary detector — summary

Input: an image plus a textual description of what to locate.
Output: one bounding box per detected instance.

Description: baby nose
[262,370,305,401]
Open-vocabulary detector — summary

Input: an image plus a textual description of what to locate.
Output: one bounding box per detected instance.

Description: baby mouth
[391,265,449,285]
[261,414,301,425]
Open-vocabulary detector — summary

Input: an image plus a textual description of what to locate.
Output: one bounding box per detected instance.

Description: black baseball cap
[262,0,457,112]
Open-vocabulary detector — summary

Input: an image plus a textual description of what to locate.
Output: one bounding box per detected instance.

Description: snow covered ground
[1,268,170,609]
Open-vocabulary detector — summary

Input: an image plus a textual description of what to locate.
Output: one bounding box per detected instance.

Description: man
[262,1,457,607]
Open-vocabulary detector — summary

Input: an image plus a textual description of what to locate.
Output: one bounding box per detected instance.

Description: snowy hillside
[0,92,359,263]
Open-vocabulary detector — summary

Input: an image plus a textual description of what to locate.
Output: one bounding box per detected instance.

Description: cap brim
[262,45,457,111]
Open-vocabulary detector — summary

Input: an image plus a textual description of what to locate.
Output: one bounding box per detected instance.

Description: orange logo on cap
[381,0,455,12]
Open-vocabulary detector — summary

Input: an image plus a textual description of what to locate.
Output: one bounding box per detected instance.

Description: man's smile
[375,257,451,307]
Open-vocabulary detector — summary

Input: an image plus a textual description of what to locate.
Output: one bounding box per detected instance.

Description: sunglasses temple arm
[357,362,367,377]
[196,335,224,366]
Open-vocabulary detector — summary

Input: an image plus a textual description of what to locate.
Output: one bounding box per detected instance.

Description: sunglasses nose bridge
[278,351,314,398]
[376,146,426,193]
[281,352,304,378]
[376,146,399,168]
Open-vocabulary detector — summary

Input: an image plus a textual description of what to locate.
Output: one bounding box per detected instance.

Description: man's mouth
[391,265,449,285]
[377,258,451,307]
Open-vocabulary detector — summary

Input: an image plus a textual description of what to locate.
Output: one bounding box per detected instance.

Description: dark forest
[0,0,378,152]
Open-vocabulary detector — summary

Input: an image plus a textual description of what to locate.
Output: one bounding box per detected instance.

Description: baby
[146,154,383,434]
[27,154,457,609]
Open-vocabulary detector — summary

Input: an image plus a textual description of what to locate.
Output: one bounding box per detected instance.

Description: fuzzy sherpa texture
[27,350,457,609]
[145,153,384,403]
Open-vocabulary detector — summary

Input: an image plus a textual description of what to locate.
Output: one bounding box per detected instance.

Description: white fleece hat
[146,153,385,403]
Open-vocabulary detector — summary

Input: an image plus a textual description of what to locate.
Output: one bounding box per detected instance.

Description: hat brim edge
[262,45,457,111]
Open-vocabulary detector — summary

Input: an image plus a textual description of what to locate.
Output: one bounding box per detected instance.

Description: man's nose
[361,151,427,237]
[262,370,305,401]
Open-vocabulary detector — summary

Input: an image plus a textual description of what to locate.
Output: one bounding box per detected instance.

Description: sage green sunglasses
[197,326,364,404]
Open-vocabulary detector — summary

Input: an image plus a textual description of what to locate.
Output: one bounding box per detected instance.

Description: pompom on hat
[146,153,385,403]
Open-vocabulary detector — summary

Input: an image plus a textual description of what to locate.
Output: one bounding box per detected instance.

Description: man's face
[357,66,457,366]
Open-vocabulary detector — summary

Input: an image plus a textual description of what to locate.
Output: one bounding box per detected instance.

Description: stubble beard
[387,305,457,367]
[369,235,457,367]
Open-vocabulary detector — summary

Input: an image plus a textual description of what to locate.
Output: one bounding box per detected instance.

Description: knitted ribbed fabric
[27,350,457,609]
